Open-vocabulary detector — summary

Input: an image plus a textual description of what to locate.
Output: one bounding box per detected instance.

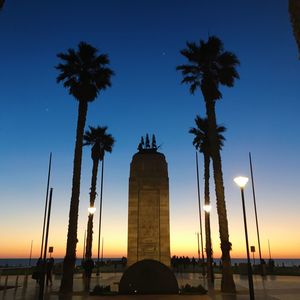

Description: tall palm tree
[83,126,115,261]
[56,42,113,293]
[177,36,239,292]
[189,116,226,283]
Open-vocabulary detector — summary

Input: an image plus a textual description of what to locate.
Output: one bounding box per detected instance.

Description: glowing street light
[203,204,212,213]
[88,206,96,215]
[234,176,255,300]
[234,176,249,188]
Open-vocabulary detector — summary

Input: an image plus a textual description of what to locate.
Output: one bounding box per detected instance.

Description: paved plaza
[1,273,300,299]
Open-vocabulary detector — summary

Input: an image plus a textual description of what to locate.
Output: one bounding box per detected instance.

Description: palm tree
[0,0,5,10]
[56,42,113,293]
[177,36,239,292]
[189,116,226,283]
[289,0,300,57]
[83,126,115,262]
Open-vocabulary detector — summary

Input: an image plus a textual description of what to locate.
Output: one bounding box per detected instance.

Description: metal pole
[268,239,272,260]
[249,153,263,269]
[241,187,255,300]
[195,151,205,276]
[39,187,53,300]
[101,237,104,262]
[83,230,86,261]
[40,153,52,258]
[196,232,200,262]
[29,240,33,266]
[96,158,104,276]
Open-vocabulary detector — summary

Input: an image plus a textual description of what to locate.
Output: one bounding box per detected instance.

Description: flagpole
[83,230,86,261]
[39,187,53,300]
[40,153,52,258]
[101,237,104,263]
[196,151,205,276]
[29,240,33,266]
[96,158,104,276]
[249,152,264,276]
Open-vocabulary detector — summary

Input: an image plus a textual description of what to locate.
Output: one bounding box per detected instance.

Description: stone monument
[127,134,171,267]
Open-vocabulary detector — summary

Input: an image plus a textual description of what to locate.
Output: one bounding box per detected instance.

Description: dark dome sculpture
[119,259,179,294]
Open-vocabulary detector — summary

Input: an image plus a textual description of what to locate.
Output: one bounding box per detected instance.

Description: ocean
[0,258,299,268]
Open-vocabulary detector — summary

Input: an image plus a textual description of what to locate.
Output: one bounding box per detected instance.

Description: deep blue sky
[1,0,300,258]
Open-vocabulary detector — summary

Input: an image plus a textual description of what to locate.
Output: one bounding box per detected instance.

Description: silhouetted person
[191,257,196,272]
[33,257,43,283]
[121,256,127,267]
[46,257,54,286]
[268,259,275,273]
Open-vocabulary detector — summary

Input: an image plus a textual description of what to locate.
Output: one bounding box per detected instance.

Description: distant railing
[0,267,33,291]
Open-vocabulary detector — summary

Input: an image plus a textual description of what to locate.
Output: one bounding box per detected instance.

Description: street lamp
[88,206,96,215]
[203,204,214,284]
[203,204,212,213]
[234,176,255,300]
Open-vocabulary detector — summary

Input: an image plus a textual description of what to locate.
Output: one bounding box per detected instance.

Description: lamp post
[85,206,96,260]
[234,176,255,300]
[203,204,214,283]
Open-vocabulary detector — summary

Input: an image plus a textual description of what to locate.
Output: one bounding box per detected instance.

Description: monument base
[119,259,179,294]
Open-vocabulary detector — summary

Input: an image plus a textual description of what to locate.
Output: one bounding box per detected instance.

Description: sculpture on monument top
[137,134,159,153]
[145,134,150,149]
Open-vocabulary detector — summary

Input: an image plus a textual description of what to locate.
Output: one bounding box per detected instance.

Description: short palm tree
[189,115,226,283]
[83,126,115,262]
[177,36,239,292]
[56,42,113,293]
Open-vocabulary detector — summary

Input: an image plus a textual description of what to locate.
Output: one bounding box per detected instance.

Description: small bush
[180,283,207,295]
[90,284,115,295]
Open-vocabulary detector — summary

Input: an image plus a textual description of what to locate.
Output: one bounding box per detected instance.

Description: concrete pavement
[1,272,300,299]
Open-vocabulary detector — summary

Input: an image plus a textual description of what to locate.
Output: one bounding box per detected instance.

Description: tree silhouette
[289,0,300,57]
[56,42,113,293]
[189,115,226,282]
[83,126,115,261]
[177,36,239,292]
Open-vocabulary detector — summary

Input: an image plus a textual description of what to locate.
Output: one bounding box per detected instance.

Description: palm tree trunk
[85,158,99,259]
[205,99,235,293]
[60,100,88,293]
[204,152,213,283]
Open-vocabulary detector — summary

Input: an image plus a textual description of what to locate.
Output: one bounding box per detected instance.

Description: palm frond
[177,35,239,100]
[56,42,114,102]
[83,125,115,160]
[189,115,226,154]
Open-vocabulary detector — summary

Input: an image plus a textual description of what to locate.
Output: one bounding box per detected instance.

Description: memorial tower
[127,134,170,267]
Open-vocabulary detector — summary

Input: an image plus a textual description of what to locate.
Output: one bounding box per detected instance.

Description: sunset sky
[0,0,300,260]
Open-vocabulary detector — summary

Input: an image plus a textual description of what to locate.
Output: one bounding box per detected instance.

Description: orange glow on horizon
[1,234,299,259]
